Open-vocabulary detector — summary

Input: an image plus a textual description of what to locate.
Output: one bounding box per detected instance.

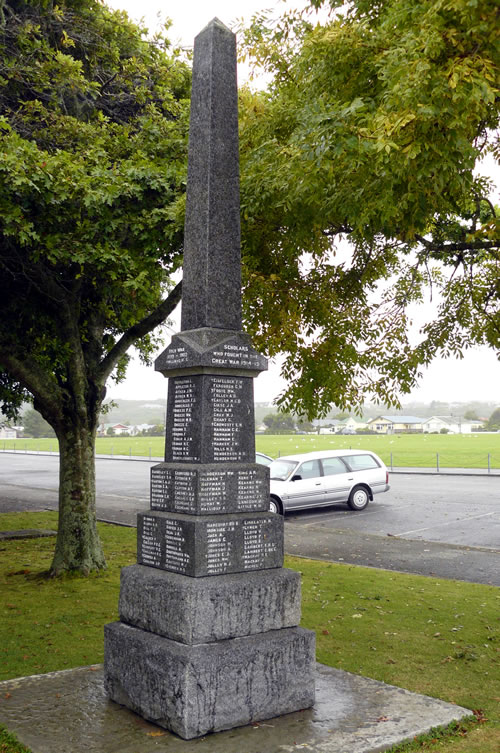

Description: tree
[22,409,56,438]
[464,409,479,421]
[486,407,500,430]
[0,0,190,574]
[238,0,499,418]
[263,412,296,433]
[296,416,314,432]
[142,424,164,436]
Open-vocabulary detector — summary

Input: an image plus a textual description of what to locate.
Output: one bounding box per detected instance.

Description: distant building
[0,425,18,439]
[98,423,132,436]
[367,416,423,434]
[336,417,368,433]
[421,416,481,434]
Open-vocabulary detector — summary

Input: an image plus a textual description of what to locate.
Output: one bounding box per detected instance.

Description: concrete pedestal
[104,623,315,740]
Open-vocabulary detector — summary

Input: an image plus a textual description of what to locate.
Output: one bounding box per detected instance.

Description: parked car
[256,451,273,466]
[268,449,389,514]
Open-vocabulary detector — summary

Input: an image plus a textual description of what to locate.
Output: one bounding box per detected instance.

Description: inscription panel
[137,512,283,577]
[209,376,245,462]
[150,463,269,514]
[203,375,255,463]
[166,377,200,462]
[164,375,255,464]
[138,515,162,568]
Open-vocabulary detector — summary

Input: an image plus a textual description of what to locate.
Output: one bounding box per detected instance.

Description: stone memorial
[104,18,315,740]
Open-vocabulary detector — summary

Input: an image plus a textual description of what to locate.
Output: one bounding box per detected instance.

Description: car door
[284,458,324,509]
[320,456,353,503]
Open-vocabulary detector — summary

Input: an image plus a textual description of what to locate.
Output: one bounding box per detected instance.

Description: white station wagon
[268,449,389,514]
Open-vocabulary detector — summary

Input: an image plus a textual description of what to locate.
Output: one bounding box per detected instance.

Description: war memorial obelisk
[104,18,315,740]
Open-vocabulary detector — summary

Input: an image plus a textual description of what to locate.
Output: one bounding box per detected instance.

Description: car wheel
[269,496,283,514]
[347,486,369,511]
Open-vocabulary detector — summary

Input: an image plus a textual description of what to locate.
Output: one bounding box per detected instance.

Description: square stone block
[104,622,316,740]
[119,564,301,643]
[150,462,269,514]
[138,510,283,576]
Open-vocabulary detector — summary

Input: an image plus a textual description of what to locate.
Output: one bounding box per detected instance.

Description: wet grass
[2,432,500,468]
[0,512,499,752]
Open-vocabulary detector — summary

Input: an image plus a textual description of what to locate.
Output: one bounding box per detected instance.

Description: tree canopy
[0,0,190,573]
[238,0,499,418]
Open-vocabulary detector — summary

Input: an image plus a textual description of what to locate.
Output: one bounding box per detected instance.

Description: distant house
[367,415,423,434]
[98,422,132,436]
[313,419,341,434]
[318,426,337,435]
[0,425,18,439]
[336,417,368,433]
[422,416,480,434]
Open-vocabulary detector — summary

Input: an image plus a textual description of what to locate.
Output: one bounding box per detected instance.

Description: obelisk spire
[181,18,242,332]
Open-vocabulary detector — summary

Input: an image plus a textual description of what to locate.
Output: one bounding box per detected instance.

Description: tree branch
[0,350,64,428]
[97,280,182,384]
[415,235,499,255]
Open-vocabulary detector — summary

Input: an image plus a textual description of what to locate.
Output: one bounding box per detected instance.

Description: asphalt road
[1,452,499,585]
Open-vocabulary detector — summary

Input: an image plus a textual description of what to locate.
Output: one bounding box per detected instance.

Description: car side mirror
[291,474,302,482]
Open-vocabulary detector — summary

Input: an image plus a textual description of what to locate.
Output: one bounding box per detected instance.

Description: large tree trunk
[50,418,106,576]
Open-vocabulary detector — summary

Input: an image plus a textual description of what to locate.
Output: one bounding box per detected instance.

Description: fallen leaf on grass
[6,570,30,576]
[377,716,389,722]
[386,658,397,665]
[146,730,166,737]
[472,709,488,723]
[321,630,330,635]
[4,693,11,699]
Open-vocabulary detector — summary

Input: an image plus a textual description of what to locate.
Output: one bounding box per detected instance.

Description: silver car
[268,449,389,514]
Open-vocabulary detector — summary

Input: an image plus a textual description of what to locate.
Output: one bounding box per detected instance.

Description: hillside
[101,399,166,426]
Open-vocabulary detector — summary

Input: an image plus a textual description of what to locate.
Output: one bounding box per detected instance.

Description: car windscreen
[256,453,273,466]
[269,459,298,481]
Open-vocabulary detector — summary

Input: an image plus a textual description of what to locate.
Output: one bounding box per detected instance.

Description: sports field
[2,432,500,469]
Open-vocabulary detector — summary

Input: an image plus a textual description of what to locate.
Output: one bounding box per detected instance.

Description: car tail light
[386,470,389,484]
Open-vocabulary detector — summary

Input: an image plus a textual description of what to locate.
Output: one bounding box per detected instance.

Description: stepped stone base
[104,622,316,740]
[119,564,301,643]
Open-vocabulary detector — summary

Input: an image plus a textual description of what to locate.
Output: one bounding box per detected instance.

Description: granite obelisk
[104,19,315,740]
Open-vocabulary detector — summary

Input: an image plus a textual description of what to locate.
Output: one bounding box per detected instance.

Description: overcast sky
[105,0,499,407]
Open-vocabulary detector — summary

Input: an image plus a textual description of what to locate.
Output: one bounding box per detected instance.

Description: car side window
[343,454,380,471]
[321,457,349,475]
[295,459,322,479]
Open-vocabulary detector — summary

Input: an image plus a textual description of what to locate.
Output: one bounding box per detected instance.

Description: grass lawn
[2,432,500,469]
[0,512,499,752]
